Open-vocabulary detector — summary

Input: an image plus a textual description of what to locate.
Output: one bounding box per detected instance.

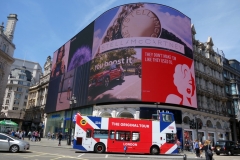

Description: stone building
[0,14,18,111]
[223,58,240,141]
[23,56,52,136]
[1,59,42,129]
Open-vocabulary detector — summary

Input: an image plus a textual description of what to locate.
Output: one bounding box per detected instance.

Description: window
[7,93,11,98]
[110,130,115,139]
[86,129,92,138]
[14,100,19,105]
[18,81,23,85]
[23,102,27,106]
[25,95,28,100]
[17,87,22,91]
[15,93,21,99]
[10,80,13,84]
[93,129,109,139]
[26,89,28,93]
[166,133,176,143]
[162,114,173,122]
[0,134,8,140]
[5,100,9,104]
[13,107,18,110]
[19,75,25,79]
[116,131,131,141]
[132,132,140,142]
[9,87,12,90]
[5,106,8,110]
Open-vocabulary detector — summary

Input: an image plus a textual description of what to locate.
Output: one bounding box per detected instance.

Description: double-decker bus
[73,111,178,154]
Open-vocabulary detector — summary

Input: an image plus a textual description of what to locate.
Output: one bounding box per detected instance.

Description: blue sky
[1,0,240,69]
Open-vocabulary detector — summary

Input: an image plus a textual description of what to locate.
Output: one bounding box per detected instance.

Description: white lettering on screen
[111,122,149,128]
[100,37,184,54]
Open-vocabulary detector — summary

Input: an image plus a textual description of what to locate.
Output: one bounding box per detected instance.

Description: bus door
[83,129,92,145]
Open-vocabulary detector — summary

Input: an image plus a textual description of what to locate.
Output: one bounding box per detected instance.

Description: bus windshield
[162,114,173,122]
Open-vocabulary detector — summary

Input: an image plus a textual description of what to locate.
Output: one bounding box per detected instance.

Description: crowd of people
[9,130,26,140]
[176,138,214,160]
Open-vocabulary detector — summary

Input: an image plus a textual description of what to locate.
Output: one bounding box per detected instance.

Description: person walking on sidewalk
[58,132,63,146]
[28,131,32,140]
[194,139,200,158]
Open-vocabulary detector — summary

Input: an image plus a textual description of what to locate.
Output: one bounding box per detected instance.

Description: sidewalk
[28,137,72,149]
[28,138,203,159]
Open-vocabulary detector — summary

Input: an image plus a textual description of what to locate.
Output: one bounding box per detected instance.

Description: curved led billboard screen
[45,3,196,113]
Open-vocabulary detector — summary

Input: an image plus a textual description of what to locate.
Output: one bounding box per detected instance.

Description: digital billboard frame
[45,2,196,114]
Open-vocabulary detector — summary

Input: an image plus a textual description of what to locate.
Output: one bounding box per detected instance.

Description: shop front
[45,111,65,137]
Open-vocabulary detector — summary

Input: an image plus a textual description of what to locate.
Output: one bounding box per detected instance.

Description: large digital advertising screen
[45,3,196,113]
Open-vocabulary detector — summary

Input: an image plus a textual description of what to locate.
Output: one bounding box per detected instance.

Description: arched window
[216,122,222,129]
[206,120,213,128]
[101,112,112,117]
[118,112,134,118]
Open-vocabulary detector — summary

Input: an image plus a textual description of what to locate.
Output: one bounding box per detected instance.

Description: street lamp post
[19,109,23,130]
[68,94,77,145]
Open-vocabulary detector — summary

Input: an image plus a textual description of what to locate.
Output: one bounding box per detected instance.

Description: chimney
[4,14,18,41]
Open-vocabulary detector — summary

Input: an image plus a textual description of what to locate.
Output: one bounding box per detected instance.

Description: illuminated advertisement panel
[46,3,196,113]
[51,41,70,80]
[90,3,196,107]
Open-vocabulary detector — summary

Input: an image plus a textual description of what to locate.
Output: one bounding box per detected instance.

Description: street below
[0,142,239,160]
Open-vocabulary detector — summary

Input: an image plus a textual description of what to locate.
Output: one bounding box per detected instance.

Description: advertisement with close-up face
[51,41,70,80]
[141,48,197,108]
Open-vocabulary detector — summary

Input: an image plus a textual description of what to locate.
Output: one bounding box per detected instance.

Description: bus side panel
[99,118,109,152]
[73,120,87,151]
[107,118,152,154]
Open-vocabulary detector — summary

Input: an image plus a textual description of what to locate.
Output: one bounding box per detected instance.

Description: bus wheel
[150,146,159,155]
[94,143,105,153]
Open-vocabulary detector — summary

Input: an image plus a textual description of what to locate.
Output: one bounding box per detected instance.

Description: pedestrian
[194,139,200,158]
[31,131,35,141]
[38,132,41,141]
[35,131,38,142]
[199,141,203,158]
[58,132,63,146]
[22,130,25,140]
[203,140,213,160]
[28,131,32,140]
[176,139,181,153]
[47,131,51,140]
[19,131,23,139]
[185,139,190,151]
[52,133,55,140]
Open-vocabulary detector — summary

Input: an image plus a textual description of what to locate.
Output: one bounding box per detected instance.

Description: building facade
[23,56,52,136]
[223,58,240,141]
[0,14,18,111]
[1,59,42,130]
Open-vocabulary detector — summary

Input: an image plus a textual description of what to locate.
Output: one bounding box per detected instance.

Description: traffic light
[198,122,202,129]
[189,119,195,129]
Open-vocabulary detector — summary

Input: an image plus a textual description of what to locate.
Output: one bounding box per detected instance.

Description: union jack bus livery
[73,111,178,154]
